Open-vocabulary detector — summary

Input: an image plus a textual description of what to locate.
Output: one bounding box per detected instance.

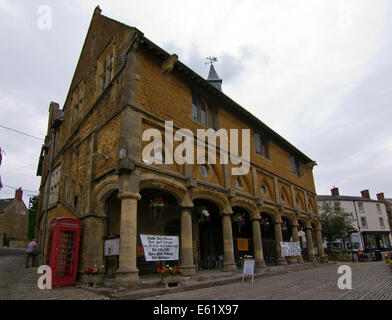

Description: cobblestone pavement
[0,248,108,300]
[144,262,392,300]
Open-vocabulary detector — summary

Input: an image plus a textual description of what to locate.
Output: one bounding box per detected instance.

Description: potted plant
[158,265,184,288]
[149,196,168,220]
[84,265,107,287]
[198,207,211,224]
[232,212,246,234]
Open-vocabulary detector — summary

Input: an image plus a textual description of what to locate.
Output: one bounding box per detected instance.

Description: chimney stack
[361,189,370,199]
[15,188,23,201]
[377,193,385,202]
[331,187,340,196]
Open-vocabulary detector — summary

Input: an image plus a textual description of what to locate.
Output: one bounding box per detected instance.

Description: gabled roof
[317,195,381,203]
[0,198,13,212]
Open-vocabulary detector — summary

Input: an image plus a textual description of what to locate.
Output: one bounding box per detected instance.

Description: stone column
[221,212,237,272]
[252,218,266,270]
[314,226,326,262]
[274,220,288,265]
[305,227,317,262]
[181,207,196,275]
[116,191,141,282]
[291,222,303,264]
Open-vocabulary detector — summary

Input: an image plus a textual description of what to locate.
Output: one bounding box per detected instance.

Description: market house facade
[36,7,325,283]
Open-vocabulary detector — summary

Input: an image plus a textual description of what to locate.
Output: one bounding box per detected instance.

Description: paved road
[0,247,107,300]
[145,262,392,300]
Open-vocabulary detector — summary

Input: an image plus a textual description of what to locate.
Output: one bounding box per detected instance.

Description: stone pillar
[116,191,141,282]
[252,218,266,270]
[314,226,326,262]
[221,212,237,272]
[305,227,317,262]
[291,222,303,264]
[274,220,288,265]
[181,207,196,275]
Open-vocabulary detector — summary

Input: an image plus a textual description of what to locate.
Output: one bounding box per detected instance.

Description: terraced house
[36,7,326,283]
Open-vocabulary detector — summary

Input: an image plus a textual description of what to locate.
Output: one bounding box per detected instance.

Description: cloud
[0,0,391,204]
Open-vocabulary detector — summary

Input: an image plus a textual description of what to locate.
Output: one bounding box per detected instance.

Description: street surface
[1,247,391,300]
[145,261,392,300]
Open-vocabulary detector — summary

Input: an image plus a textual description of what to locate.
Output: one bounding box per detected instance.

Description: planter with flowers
[149,196,168,221]
[83,265,107,287]
[232,212,247,234]
[158,265,184,288]
[260,217,270,231]
[198,207,211,224]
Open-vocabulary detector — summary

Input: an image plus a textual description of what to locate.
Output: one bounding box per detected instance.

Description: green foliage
[319,201,357,248]
[27,197,38,239]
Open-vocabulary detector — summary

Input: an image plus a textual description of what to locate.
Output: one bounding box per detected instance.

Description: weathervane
[205,56,218,65]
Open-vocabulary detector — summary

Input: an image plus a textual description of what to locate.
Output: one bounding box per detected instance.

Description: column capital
[118,192,141,200]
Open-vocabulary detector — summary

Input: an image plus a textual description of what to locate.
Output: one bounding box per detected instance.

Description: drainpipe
[40,127,56,265]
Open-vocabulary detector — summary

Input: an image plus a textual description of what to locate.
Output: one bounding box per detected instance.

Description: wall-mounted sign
[140,235,179,262]
[104,238,120,256]
[280,242,302,257]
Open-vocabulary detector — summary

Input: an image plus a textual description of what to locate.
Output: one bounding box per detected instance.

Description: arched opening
[297,219,308,261]
[104,191,121,278]
[260,212,277,265]
[137,188,180,276]
[232,207,253,268]
[281,216,292,242]
[193,198,223,270]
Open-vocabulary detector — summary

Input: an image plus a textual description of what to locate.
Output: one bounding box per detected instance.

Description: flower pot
[160,275,182,288]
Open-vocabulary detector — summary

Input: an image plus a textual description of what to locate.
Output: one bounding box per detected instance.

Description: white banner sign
[140,235,179,261]
[280,242,302,257]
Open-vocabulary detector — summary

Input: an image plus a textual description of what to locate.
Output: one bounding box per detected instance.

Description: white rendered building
[317,188,392,252]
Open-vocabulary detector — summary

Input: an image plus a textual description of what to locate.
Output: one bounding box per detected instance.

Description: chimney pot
[361,189,370,199]
[331,187,339,196]
[377,193,385,201]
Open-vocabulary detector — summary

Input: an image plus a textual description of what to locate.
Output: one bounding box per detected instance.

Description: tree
[319,201,357,249]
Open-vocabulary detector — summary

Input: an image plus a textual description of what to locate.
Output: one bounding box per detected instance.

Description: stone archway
[260,211,277,265]
[137,188,180,276]
[193,198,223,271]
[232,206,253,268]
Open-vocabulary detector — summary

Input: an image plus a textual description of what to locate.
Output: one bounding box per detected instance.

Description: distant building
[0,188,29,248]
[318,187,392,252]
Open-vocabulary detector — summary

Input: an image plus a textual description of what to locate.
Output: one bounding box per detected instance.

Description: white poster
[243,260,255,275]
[104,238,120,256]
[140,235,179,261]
[280,242,302,257]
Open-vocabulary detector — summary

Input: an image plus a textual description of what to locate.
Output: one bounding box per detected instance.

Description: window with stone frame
[290,155,302,177]
[71,81,85,127]
[254,132,270,159]
[49,165,61,207]
[191,90,215,128]
[97,42,115,95]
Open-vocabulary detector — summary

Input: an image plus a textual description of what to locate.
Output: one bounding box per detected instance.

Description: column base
[182,265,196,276]
[297,256,304,264]
[223,262,237,272]
[255,259,266,270]
[116,267,139,283]
[277,257,288,266]
[308,255,317,263]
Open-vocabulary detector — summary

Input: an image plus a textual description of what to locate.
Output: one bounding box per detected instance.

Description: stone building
[0,188,28,248]
[36,7,325,283]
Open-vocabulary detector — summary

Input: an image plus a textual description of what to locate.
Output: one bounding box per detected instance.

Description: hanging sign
[140,235,179,261]
[104,238,120,256]
[280,242,301,257]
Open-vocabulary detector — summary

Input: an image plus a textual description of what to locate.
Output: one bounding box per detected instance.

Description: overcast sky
[0,0,391,206]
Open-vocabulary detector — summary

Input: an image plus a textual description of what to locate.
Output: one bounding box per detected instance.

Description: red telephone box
[45,218,82,287]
